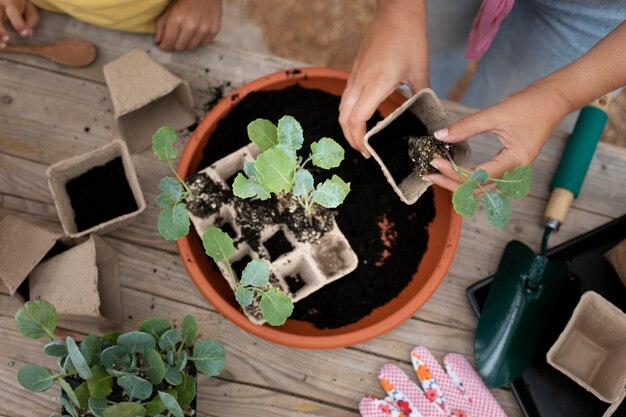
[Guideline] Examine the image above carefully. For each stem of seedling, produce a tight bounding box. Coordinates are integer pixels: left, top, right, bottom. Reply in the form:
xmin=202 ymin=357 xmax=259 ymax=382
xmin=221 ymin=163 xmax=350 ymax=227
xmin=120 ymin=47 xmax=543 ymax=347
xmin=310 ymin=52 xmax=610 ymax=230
xmin=167 ymin=158 xmax=194 ymax=199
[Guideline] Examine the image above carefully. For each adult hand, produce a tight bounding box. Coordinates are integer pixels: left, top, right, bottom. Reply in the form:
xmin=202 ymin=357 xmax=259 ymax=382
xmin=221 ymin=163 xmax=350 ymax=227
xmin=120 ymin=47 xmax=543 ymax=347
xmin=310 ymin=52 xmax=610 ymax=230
xmin=424 ymin=83 xmax=574 ymax=191
xmin=156 ymin=0 xmax=222 ymax=51
xmin=0 ymin=0 xmax=39 ymax=48
xmin=339 ymin=0 xmax=429 ymax=157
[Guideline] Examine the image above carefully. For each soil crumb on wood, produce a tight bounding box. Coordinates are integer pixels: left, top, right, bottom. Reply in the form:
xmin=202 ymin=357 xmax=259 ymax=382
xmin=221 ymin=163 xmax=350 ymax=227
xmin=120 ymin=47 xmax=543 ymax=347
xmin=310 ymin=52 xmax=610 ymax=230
xmin=197 ymin=84 xmax=435 ymax=329
xmin=66 ymin=157 xmax=138 ymax=232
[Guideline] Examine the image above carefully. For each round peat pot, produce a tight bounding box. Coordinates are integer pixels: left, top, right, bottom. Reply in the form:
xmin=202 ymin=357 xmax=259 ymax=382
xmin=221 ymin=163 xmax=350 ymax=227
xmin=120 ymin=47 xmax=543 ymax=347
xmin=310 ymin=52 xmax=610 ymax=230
xmin=177 ymin=67 xmax=462 ymax=349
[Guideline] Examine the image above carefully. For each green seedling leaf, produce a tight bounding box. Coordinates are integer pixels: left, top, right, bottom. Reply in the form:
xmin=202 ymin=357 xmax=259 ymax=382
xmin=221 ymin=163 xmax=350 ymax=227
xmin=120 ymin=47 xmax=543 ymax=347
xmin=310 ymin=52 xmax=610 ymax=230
xmin=243 ymin=161 xmax=258 ymax=179
xmin=118 ymin=331 xmax=156 ymax=354
xmin=312 ymin=175 xmax=351 ymax=208
xmin=152 ymin=126 xmax=177 ymax=162
xmin=240 ymin=259 xmax=270 ymax=287
xmin=66 ymin=337 xmax=92 ymax=380
xmin=60 ymin=396 xmax=78 ymax=417
xmin=176 ymin=373 xmax=197 ymax=408
xmin=58 ymin=377 xmax=80 ymax=408
xmin=275 ymin=143 xmax=297 ymax=161
xmin=452 ymin=182 xmax=480 ymax=216
xmin=180 ymin=315 xmax=198 ymax=347
xmin=167 ymin=349 xmax=176 ymax=366
xmin=139 ymin=318 xmax=172 ymax=342
xmin=103 ymin=402 xmax=147 ymax=417
xmin=87 ymin=365 xmax=113 ymax=399
xmin=235 ymin=286 xmax=254 ymax=307
xmin=15 ymin=300 xmax=57 ymax=340
xmin=143 ymin=348 xmax=166 ymax=385
xmin=80 ymin=335 xmax=102 ymax=367
xmin=44 ymin=341 xmax=67 ymax=357
xmin=100 ymin=345 xmax=130 ymax=370
xmin=158 ymin=177 xmax=184 ymax=203
xmin=165 ymin=366 xmax=183 ymax=386
xmin=107 ymin=368 xmax=138 ymax=378
xmin=202 ymin=227 xmax=235 ymax=261
xmin=470 ymin=169 xmax=488 ymax=184
xmin=88 ymin=397 xmax=108 ymax=417
xmin=493 ymin=164 xmax=532 ymax=199
xmin=158 ymin=329 xmax=182 ymax=351
xmin=483 ymin=189 xmax=512 ymax=228
xmin=259 ymin=287 xmax=294 ymax=326
xmin=157 ymin=202 xmax=190 ymax=241
xmin=191 ymin=339 xmax=225 ymax=376
xmin=101 ymin=332 xmax=120 ymax=345
xmin=254 ymin=148 xmax=295 ymax=193
xmin=277 ymin=115 xmax=304 ymax=150
xmin=247 ymin=118 xmax=278 ymax=151
xmin=17 ymin=365 xmax=55 ymax=392
xmin=62 ymin=356 xmax=75 ymax=374
xmin=293 ymin=169 xmax=314 ymax=197
xmin=311 ymin=137 xmax=344 ymax=169
xmin=145 ymin=395 xmax=167 ymax=416
xmin=232 ymin=173 xmax=271 ymax=200
xmin=158 ymin=391 xmax=184 ymax=417
xmin=74 ymin=382 xmax=90 ymax=409
xmin=117 ymin=375 xmax=153 ymax=401
xmin=175 ymin=351 xmax=188 ymax=372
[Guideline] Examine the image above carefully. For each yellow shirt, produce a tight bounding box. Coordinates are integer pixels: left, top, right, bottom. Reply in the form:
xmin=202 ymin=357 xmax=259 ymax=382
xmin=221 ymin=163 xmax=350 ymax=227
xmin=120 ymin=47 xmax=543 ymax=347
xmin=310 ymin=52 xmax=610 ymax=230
xmin=31 ymin=0 xmax=170 ymax=33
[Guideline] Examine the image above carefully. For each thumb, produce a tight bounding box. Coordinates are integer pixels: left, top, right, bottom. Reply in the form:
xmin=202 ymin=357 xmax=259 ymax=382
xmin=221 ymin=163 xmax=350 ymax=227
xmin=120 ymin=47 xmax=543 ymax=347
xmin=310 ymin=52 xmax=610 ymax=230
xmin=433 ymin=108 xmax=493 ymax=144
xmin=155 ymin=9 xmax=169 ymax=44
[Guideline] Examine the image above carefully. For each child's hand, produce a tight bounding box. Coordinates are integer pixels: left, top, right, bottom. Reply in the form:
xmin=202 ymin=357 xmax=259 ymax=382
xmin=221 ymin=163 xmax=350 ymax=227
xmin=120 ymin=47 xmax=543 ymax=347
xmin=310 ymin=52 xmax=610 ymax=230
xmin=0 ymin=0 xmax=39 ymax=48
xmin=156 ymin=0 xmax=222 ymax=51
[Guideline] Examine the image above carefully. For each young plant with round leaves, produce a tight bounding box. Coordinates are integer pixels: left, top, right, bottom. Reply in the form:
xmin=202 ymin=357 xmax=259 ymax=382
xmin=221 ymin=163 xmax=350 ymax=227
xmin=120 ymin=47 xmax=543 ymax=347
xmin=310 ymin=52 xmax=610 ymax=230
xmin=14 ymin=300 xmax=225 ymax=417
xmin=202 ymin=226 xmax=294 ymax=326
xmin=152 ymin=126 xmax=193 ymax=241
xmin=233 ymin=116 xmax=351 ymax=219
xmin=444 ymin=151 xmax=532 ymax=228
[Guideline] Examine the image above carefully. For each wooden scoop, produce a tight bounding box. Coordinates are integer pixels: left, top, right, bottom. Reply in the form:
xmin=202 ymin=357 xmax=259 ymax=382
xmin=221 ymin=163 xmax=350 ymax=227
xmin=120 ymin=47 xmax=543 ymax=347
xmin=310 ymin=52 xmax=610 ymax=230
xmin=1 ymin=38 xmax=96 ymax=67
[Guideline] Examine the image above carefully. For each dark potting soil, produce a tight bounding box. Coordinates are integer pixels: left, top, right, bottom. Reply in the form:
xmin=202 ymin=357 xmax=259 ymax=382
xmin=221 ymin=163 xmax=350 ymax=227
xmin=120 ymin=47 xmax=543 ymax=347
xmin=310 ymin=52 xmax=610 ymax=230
xmin=407 ymin=136 xmax=456 ymax=176
xmin=65 ymin=157 xmax=138 ymax=232
xmin=197 ymin=84 xmax=435 ymax=329
xmin=285 ymin=273 xmax=306 ymax=294
xmin=263 ymin=229 xmax=294 ymax=261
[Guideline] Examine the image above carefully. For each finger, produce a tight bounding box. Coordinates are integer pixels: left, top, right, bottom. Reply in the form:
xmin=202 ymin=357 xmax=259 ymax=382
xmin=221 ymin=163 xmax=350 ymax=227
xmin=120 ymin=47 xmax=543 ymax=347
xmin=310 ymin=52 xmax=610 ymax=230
xmin=475 ymin=148 xmax=521 ymax=179
xmin=200 ymin=27 xmax=218 ymax=46
xmin=155 ymin=11 xmax=168 ymax=44
xmin=0 ymin=13 xmax=9 ymax=48
xmin=23 ymin=2 xmax=39 ymax=33
xmin=429 ymin=158 xmax=464 ymax=183
xmin=158 ymin=17 xmax=181 ymax=51
xmin=346 ymin=80 xmax=396 ymax=156
xmin=410 ymin=347 xmax=467 ymax=414
xmin=188 ymin=28 xmax=205 ymax=50
xmin=5 ymin=5 xmax=28 ymax=36
xmin=359 ymin=396 xmax=403 ymax=417
xmin=433 ymin=109 xmax=494 ymax=144
xmin=422 ymin=174 xmax=461 ymax=192
xmin=338 ymin=84 xmax=361 ymax=153
xmin=174 ymin=23 xmax=195 ymax=51
xmin=443 ymin=354 xmax=507 ymax=417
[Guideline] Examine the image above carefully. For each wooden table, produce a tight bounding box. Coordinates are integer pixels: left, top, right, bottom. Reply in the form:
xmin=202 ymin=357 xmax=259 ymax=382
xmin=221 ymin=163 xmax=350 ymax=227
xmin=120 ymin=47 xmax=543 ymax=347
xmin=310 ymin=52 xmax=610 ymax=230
xmin=1 ymin=13 xmax=625 ymax=417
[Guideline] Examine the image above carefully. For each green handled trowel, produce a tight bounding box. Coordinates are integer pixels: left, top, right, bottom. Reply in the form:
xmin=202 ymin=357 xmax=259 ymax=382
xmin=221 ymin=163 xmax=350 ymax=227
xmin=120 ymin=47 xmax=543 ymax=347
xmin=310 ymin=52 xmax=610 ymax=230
xmin=474 ymin=95 xmax=611 ymax=388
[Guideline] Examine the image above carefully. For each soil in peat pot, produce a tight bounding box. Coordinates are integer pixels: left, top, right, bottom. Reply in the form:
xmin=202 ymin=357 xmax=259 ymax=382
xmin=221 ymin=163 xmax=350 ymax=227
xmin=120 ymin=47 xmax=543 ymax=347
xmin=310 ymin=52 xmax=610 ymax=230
xmin=197 ymin=83 xmax=435 ymax=329
xmin=65 ymin=157 xmax=138 ymax=232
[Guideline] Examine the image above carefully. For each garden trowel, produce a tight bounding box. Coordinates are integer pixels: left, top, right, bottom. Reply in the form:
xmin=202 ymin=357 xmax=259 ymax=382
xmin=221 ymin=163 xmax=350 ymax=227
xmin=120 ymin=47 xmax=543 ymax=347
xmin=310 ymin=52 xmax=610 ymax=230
xmin=474 ymin=95 xmax=611 ymax=388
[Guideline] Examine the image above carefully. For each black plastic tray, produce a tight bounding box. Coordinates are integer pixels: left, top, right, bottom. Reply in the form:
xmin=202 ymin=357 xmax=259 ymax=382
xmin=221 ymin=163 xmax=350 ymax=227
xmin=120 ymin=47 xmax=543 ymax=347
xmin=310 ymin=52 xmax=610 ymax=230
xmin=467 ymin=214 xmax=626 ymax=417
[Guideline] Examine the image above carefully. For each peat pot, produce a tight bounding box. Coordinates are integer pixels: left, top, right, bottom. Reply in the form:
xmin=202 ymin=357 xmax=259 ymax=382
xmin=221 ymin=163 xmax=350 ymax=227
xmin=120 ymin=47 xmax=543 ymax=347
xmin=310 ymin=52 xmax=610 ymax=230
xmin=177 ymin=68 xmax=462 ymax=349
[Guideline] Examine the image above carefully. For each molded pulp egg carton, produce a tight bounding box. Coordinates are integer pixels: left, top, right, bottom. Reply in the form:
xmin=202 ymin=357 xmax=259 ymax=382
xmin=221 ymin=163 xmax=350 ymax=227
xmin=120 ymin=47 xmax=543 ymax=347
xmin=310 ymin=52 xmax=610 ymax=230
xmin=188 ymin=144 xmax=358 ymax=325
xmin=363 ymin=88 xmax=470 ymax=205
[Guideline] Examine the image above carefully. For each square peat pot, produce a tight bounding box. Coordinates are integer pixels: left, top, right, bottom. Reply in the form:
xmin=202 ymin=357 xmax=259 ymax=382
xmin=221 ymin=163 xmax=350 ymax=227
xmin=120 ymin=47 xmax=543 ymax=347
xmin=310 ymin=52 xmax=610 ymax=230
xmin=363 ymin=88 xmax=470 ymax=205
xmin=0 ymin=214 xmax=60 ymax=297
xmin=103 ymin=49 xmax=196 ymax=153
xmin=46 ymin=139 xmax=146 ymax=238
xmin=547 ymin=291 xmax=626 ymax=408
xmin=29 ymin=235 xmax=123 ymax=328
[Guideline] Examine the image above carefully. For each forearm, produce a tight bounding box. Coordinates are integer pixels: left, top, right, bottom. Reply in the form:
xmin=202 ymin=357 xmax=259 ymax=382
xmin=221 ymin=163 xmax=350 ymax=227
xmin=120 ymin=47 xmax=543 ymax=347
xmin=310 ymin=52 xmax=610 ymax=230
xmin=532 ymin=21 xmax=626 ymax=115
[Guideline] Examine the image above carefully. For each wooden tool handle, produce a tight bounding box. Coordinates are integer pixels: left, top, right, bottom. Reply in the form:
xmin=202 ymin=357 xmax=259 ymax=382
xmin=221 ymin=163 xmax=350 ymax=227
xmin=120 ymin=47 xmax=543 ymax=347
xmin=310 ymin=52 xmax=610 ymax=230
xmin=1 ymin=44 xmax=41 ymax=54
xmin=544 ymin=188 xmax=574 ymax=227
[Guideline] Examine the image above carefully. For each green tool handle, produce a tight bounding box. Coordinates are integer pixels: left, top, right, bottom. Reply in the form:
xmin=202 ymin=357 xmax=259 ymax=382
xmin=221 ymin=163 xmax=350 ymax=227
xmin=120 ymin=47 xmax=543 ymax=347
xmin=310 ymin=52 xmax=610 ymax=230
xmin=544 ymin=97 xmax=609 ymax=229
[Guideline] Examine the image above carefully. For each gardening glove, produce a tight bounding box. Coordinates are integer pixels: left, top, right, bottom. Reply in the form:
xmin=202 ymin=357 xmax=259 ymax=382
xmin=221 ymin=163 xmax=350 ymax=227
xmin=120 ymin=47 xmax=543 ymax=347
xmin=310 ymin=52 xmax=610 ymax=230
xmin=359 ymin=346 xmax=506 ymax=417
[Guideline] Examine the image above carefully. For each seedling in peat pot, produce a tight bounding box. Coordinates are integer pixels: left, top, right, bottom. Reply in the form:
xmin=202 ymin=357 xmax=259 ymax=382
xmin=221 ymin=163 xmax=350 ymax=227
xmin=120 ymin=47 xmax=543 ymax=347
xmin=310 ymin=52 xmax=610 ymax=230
xmin=232 ymin=116 xmax=351 ymax=221
xmin=15 ymin=300 xmax=225 ymax=417
xmin=152 ymin=126 xmax=194 ymax=240
xmin=202 ymin=227 xmax=294 ymax=326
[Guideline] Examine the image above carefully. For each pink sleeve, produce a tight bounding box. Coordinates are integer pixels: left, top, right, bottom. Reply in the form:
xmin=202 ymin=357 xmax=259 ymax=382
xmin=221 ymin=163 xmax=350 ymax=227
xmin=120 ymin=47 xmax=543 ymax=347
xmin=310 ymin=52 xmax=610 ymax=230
xmin=466 ymin=0 xmax=515 ymax=59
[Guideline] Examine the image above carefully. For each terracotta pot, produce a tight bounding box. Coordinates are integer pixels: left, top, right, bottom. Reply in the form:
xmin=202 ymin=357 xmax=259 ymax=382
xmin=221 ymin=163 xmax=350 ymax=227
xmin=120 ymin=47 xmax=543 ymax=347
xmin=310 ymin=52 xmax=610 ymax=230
xmin=177 ymin=67 xmax=462 ymax=349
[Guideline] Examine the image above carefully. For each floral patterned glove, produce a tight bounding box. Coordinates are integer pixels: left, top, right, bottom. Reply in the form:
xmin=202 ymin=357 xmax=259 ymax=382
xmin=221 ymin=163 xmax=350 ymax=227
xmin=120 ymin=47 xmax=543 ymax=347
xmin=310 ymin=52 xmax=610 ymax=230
xmin=360 ymin=346 xmax=507 ymax=417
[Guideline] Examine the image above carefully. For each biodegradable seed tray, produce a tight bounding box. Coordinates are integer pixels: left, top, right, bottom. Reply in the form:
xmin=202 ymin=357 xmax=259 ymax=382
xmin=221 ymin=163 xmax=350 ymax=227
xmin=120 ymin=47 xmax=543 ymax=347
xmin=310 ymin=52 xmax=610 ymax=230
xmin=46 ymin=139 xmax=146 ymax=238
xmin=188 ymin=144 xmax=358 ymax=325
xmin=103 ymin=49 xmax=196 ymax=153
xmin=363 ymin=88 xmax=470 ymax=205
xmin=29 ymin=235 xmax=123 ymax=327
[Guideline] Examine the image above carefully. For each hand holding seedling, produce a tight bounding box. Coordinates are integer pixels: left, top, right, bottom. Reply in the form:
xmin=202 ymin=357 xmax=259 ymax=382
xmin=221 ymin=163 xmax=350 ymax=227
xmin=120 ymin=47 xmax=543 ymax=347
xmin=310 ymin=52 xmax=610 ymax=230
xmin=0 ymin=0 xmax=39 ymax=48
